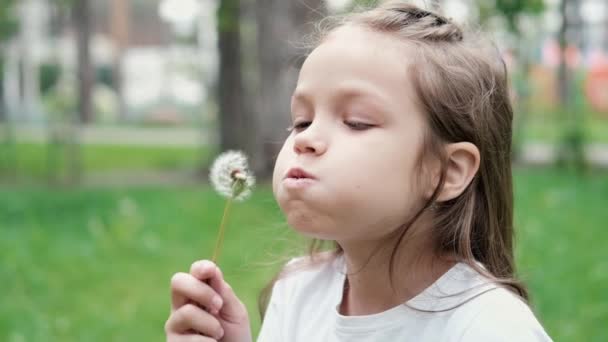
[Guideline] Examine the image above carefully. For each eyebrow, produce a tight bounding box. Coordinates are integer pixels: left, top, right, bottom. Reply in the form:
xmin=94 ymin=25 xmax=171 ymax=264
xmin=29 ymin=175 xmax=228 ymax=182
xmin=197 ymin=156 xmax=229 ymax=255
xmin=291 ymin=84 xmax=389 ymax=108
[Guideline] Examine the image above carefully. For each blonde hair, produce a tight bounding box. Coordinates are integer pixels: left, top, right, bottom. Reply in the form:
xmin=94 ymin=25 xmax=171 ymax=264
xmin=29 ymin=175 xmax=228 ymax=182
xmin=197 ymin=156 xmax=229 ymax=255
xmin=260 ymin=0 xmax=526 ymax=317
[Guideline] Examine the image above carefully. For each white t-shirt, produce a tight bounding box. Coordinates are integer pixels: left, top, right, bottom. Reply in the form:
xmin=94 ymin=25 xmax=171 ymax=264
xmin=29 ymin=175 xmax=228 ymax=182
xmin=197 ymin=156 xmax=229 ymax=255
xmin=257 ymin=256 xmax=552 ymax=341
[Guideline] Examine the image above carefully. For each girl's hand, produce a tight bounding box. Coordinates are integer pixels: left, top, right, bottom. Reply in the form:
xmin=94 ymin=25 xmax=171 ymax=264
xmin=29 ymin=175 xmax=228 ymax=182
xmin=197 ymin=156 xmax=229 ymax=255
xmin=165 ymin=260 xmax=252 ymax=342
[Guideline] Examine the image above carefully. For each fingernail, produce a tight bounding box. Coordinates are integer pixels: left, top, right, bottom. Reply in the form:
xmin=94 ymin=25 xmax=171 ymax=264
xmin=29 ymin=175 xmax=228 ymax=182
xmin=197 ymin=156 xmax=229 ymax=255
xmin=212 ymin=296 xmax=223 ymax=310
xmin=217 ymin=327 xmax=225 ymax=339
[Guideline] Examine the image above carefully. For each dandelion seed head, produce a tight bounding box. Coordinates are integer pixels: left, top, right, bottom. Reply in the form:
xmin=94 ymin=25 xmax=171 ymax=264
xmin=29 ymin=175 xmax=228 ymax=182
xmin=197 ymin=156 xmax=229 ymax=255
xmin=209 ymin=150 xmax=255 ymax=201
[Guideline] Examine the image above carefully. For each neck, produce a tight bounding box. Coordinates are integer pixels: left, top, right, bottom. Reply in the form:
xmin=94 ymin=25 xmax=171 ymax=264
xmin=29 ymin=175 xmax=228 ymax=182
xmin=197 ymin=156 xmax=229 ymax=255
xmin=337 ymin=214 xmax=455 ymax=316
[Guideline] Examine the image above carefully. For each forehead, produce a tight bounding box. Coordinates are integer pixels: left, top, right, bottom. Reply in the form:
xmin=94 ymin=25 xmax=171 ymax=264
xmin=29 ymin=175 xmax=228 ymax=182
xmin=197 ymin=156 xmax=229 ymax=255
xmin=295 ymin=25 xmax=418 ymax=110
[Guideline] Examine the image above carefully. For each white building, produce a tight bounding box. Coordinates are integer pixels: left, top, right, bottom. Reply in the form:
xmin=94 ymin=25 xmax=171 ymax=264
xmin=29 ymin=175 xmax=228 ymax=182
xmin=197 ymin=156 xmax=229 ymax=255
xmin=2 ymin=0 xmax=218 ymax=124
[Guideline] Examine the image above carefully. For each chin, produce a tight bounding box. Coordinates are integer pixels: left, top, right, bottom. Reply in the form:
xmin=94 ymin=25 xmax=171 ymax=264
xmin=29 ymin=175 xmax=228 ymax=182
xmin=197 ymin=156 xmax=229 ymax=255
xmin=285 ymin=212 xmax=336 ymax=240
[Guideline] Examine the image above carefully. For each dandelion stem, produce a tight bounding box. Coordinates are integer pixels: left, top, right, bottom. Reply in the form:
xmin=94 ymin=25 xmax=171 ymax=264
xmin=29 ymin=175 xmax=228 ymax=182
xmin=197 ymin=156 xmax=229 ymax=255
xmin=211 ymin=196 xmax=233 ymax=264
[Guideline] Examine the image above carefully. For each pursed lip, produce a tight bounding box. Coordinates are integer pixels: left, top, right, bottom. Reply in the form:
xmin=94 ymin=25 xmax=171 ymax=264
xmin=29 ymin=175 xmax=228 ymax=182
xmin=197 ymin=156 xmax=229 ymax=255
xmin=284 ymin=167 xmax=317 ymax=180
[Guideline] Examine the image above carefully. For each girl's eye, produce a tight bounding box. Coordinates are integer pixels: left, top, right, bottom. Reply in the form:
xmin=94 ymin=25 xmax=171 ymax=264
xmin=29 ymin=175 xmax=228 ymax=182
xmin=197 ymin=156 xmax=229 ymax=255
xmin=287 ymin=121 xmax=312 ymax=132
xmin=286 ymin=120 xmax=373 ymax=132
xmin=345 ymin=121 xmax=373 ymax=130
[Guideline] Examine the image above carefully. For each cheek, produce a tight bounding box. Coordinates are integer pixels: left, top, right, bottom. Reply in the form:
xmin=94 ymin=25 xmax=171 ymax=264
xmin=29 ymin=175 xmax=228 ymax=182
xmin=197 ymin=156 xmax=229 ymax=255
xmin=337 ymin=181 xmax=425 ymax=239
xmin=340 ymin=153 xmax=425 ymax=220
xmin=272 ymin=138 xmax=292 ymax=194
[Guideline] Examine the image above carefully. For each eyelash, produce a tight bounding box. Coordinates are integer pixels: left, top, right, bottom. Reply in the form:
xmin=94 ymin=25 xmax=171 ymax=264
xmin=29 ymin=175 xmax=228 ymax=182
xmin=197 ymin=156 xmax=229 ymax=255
xmin=287 ymin=120 xmax=373 ymax=132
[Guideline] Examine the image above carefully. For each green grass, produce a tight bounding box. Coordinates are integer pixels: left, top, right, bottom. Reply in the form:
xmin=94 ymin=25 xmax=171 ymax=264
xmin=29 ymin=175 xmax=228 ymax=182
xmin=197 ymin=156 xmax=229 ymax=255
xmin=513 ymin=168 xmax=608 ymax=341
xmin=522 ymin=117 xmax=608 ymax=144
xmin=0 ymin=183 xmax=295 ymax=341
xmin=0 ymin=143 xmax=211 ymax=180
xmin=0 ymin=168 xmax=606 ymax=341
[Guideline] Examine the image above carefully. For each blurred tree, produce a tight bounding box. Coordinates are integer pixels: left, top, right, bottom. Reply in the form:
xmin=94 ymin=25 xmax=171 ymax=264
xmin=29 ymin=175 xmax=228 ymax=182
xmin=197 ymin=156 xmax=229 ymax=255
xmin=476 ymin=0 xmax=545 ymax=163
xmin=251 ymin=0 xmax=326 ymax=178
xmin=41 ymin=0 xmax=85 ymax=184
xmin=606 ymin=1 xmax=608 ymax=51
xmin=0 ymin=0 xmax=18 ymax=39
xmin=110 ymin=0 xmax=129 ymax=122
xmin=0 ymin=0 xmax=18 ymax=122
xmin=213 ymin=0 xmax=326 ymax=178
xmin=477 ymin=0 xmax=544 ymax=36
xmin=39 ymin=62 xmax=62 ymax=95
xmin=556 ymin=0 xmax=586 ymax=171
xmin=349 ymin=0 xmax=378 ymax=9
xmin=43 ymin=76 xmax=81 ymax=184
xmin=347 ymin=0 xmax=444 ymax=12
xmin=0 ymin=0 xmax=18 ymax=179
xmin=72 ymin=0 xmax=94 ymax=124
xmin=51 ymin=0 xmax=94 ymax=124
xmin=217 ymin=0 xmax=247 ymax=152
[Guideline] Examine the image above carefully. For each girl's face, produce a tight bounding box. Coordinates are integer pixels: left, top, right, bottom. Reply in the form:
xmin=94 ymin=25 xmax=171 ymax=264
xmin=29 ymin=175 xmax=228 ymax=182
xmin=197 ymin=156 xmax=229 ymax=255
xmin=273 ymin=25 xmax=431 ymax=242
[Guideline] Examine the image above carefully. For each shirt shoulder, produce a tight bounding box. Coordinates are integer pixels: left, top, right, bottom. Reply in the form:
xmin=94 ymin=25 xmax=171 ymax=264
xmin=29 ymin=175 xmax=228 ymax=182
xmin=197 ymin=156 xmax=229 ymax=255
xmin=448 ymin=287 xmax=553 ymax=342
xmin=272 ymin=253 xmax=344 ymax=301
xmin=258 ymin=254 xmax=344 ymax=342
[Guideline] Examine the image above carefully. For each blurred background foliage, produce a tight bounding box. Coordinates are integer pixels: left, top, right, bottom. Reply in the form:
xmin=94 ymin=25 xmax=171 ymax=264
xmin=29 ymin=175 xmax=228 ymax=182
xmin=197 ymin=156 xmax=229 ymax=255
xmin=1 ymin=0 xmax=607 ymax=341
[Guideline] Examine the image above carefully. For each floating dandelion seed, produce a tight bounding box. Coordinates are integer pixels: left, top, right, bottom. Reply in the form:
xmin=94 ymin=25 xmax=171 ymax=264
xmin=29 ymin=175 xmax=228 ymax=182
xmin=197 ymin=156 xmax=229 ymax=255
xmin=209 ymin=150 xmax=255 ymax=263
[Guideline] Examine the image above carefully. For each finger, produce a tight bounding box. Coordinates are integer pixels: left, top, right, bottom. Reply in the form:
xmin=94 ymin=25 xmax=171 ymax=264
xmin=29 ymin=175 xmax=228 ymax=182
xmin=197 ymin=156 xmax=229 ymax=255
xmin=170 ymin=272 xmax=223 ymax=313
xmin=192 ymin=264 xmax=233 ymax=314
xmin=165 ymin=303 xmax=225 ymax=340
xmin=190 ymin=261 xmax=247 ymax=322
xmin=190 ymin=260 xmax=225 ymax=312
xmin=190 ymin=261 xmax=229 ymax=307
xmin=170 ymin=260 xmax=217 ymax=312
xmin=171 ymin=272 xmax=190 ymax=311
xmin=189 ymin=260 xmax=219 ymax=281
xmin=213 ymin=268 xmax=248 ymax=322
xmin=167 ymin=334 xmax=216 ymax=342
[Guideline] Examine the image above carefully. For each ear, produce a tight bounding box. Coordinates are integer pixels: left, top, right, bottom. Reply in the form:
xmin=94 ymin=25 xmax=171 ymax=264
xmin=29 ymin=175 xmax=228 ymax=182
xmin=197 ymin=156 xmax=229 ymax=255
xmin=436 ymin=142 xmax=480 ymax=202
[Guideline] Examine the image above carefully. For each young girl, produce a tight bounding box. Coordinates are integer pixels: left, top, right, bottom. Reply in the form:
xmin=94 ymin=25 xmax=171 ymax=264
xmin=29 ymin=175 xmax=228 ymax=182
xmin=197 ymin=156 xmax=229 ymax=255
xmin=165 ymin=1 xmax=552 ymax=341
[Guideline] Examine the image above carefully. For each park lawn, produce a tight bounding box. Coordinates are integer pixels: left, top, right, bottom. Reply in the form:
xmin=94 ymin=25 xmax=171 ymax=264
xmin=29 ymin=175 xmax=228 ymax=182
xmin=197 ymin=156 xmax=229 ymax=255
xmin=1 ymin=168 xmax=607 ymax=341
xmin=513 ymin=168 xmax=608 ymax=341
xmin=0 ymin=143 xmax=210 ymax=180
xmin=523 ymin=116 xmax=608 ymax=144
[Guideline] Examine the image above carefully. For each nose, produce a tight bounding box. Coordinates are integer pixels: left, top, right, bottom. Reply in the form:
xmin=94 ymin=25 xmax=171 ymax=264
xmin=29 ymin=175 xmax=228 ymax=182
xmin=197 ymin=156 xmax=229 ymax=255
xmin=293 ymin=123 xmax=327 ymax=155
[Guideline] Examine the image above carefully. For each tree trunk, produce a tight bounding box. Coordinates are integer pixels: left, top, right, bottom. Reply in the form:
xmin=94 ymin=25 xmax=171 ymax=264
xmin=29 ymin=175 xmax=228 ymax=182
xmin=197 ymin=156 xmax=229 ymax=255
xmin=217 ymin=0 xmax=247 ymax=151
xmin=605 ymin=2 xmax=608 ymax=51
xmin=110 ymin=0 xmax=129 ymax=122
xmin=0 ymin=53 xmax=16 ymax=179
xmin=252 ymin=0 xmax=326 ymax=178
xmin=60 ymin=0 xmax=89 ymax=183
xmin=0 ymin=57 xmax=5 ymax=122
xmin=73 ymin=0 xmax=93 ymax=124
xmin=557 ymin=0 xmax=570 ymax=107
xmin=511 ymin=46 xmax=532 ymax=164
xmin=556 ymin=0 xmax=586 ymax=171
